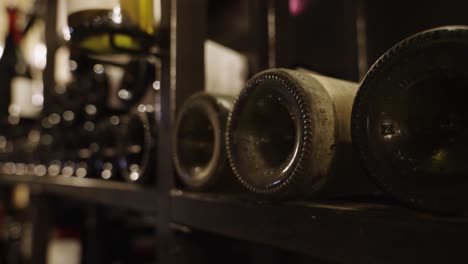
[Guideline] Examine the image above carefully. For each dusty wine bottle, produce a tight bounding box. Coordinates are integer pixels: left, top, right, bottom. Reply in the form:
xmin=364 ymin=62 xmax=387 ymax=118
xmin=226 ymin=68 xmax=373 ymax=197
xmin=173 ymin=92 xmax=239 ymax=191
xmin=118 ymin=111 xmax=156 ymax=184
xmin=352 ymin=26 xmax=468 ymax=213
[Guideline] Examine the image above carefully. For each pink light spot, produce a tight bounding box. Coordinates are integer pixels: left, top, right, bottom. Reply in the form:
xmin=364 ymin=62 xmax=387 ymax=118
xmin=289 ymin=0 xmax=311 ymax=16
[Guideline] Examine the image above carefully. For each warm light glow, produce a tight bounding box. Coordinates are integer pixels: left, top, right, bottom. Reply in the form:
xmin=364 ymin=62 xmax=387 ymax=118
xmin=62 ymin=26 xmax=71 ymax=41
xmin=34 ymin=165 xmax=47 ymax=176
xmin=111 ymin=6 xmax=123 ymax=24
xmin=101 ymin=170 xmax=112 ymax=179
xmin=63 ymin=110 xmax=75 ymax=121
xmin=62 ymin=166 xmax=74 ymax=177
xmin=76 ymin=167 xmax=87 ymax=178
xmin=85 ymin=104 xmax=97 ymax=115
xmin=118 ymin=89 xmax=132 ymax=100
xmin=153 ymin=81 xmax=160 ymax=90
xmin=93 ymin=64 xmax=104 ymax=74
xmin=48 ymin=164 xmax=61 ymax=176
xmin=32 ymin=94 xmax=44 ymax=106
xmin=130 ymin=171 xmax=140 ymax=181
xmin=138 ymin=104 xmax=147 ymax=112
xmin=33 ymin=43 xmax=47 ymax=70
xmin=3 ymin=162 xmax=16 ymax=174
xmin=48 ymin=113 xmax=61 ymax=125
xmin=110 ymin=115 xmax=120 ymax=125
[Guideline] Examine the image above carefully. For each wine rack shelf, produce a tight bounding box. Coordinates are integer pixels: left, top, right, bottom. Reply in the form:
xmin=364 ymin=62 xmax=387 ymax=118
xmin=171 ymin=190 xmax=468 ymax=264
xmin=1 ymin=0 xmax=466 ymax=263
xmin=0 ymin=174 xmax=157 ymax=213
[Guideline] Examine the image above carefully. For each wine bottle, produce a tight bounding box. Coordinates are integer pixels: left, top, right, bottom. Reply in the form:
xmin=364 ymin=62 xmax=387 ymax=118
xmin=67 ymin=117 xmax=97 ymax=179
xmin=173 ymin=92 xmax=239 ymax=191
xmin=60 ymin=127 xmax=79 ymax=177
xmin=118 ymin=111 xmax=156 ymax=184
xmin=113 ymin=56 xmax=156 ymax=111
xmin=66 ymin=0 xmax=161 ymax=54
xmin=14 ymin=129 xmax=40 ymax=175
xmin=226 ymin=68 xmax=373 ymax=197
xmin=35 ymin=118 xmax=59 ymax=177
xmin=73 ymin=129 xmax=94 ymax=179
xmin=37 ymin=111 xmax=68 ymax=177
xmin=0 ymin=7 xmax=22 ymax=125
xmin=55 ymin=52 xmax=109 ymax=113
xmin=0 ymin=136 xmax=14 ymax=172
xmin=352 ymin=26 xmax=468 ymax=213
xmin=0 ymin=7 xmax=41 ymax=129
xmin=93 ymin=117 xmax=120 ymax=181
xmin=0 ymin=6 xmax=44 ymax=176
xmin=56 ymin=50 xmax=156 ymax=113
xmin=94 ymin=54 xmax=157 ymax=112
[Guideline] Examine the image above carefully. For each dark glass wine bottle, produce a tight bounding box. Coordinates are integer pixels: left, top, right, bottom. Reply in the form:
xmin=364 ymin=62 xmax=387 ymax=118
xmin=173 ymin=92 xmax=239 ymax=191
xmin=118 ymin=111 xmax=156 ymax=184
xmin=35 ymin=118 xmax=59 ymax=177
xmin=60 ymin=126 xmax=79 ymax=177
xmin=57 ymin=52 xmax=156 ymax=114
xmin=0 ymin=7 xmax=45 ymax=176
xmin=93 ymin=117 xmax=120 ymax=181
xmin=352 ymin=26 xmax=468 ymax=214
xmin=55 ymin=52 xmax=109 ymax=113
xmin=67 ymin=114 xmax=98 ymax=179
xmin=113 ymin=57 xmax=156 ymax=111
xmin=0 ymin=7 xmax=22 ymax=125
xmin=14 ymin=129 xmax=40 ymax=175
xmin=66 ymin=0 xmax=160 ymax=54
xmin=226 ymin=68 xmax=373 ymax=197
xmin=41 ymin=119 xmax=64 ymax=177
xmin=0 ymin=7 xmax=39 ymax=130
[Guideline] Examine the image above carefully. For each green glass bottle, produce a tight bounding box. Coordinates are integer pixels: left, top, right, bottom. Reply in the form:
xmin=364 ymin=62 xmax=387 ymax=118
xmin=227 ymin=69 xmax=372 ymax=198
xmin=352 ymin=26 xmax=468 ymax=214
xmin=173 ymin=92 xmax=239 ymax=191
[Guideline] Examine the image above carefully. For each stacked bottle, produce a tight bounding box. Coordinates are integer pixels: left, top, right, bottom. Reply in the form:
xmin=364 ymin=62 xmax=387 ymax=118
xmin=171 ymin=27 xmax=468 ymax=216
xmin=173 ymin=93 xmax=240 ymax=191
xmin=0 ymin=0 xmax=164 ymax=186
xmin=352 ymin=26 xmax=468 ymax=214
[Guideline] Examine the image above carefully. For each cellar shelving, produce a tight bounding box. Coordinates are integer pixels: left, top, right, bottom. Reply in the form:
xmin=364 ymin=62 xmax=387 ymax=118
xmin=0 ymin=174 xmax=158 ymax=213
xmin=1 ymin=0 xmax=468 ymax=263
xmin=171 ymin=190 xmax=468 ymax=264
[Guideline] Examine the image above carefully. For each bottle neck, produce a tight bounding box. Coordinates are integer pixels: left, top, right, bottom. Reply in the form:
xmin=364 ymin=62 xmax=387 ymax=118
xmin=7 ymin=8 xmax=22 ymax=45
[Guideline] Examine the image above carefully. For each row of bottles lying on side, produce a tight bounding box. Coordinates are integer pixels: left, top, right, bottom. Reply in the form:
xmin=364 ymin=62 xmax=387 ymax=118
xmin=0 ymin=1 xmax=161 ymax=186
xmin=0 ymin=48 xmax=159 ymax=183
xmin=0 ymin=1 xmax=160 ymax=184
xmin=173 ymin=26 xmax=468 ymax=215
xmin=0 ymin=107 xmax=157 ymax=184
xmin=3 ymin=2 xmax=466 ymax=214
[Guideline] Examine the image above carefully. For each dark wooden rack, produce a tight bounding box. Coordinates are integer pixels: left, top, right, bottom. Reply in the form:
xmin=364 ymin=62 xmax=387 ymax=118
xmin=0 ymin=174 xmax=157 ymax=213
xmin=1 ymin=0 xmax=468 ymax=263
xmin=171 ymin=190 xmax=468 ymax=264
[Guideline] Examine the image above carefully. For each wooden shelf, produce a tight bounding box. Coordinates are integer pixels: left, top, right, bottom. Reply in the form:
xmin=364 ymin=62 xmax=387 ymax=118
xmin=0 ymin=174 xmax=157 ymax=213
xmin=171 ymin=190 xmax=468 ymax=264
